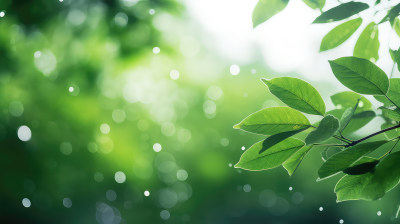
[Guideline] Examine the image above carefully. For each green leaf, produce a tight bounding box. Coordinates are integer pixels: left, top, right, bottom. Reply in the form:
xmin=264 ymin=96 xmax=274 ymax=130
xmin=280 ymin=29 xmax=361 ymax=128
xmin=320 ymin=18 xmax=362 ymax=52
xmin=234 ymin=107 xmax=311 ymax=135
xmin=235 ymin=138 xmax=305 ymax=171
xmin=283 ymin=145 xmax=313 ymax=176
xmin=390 ymin=48 xmax=400 ymax=72
xmin=354 ymin=22 xmax=380 ymax=62
xmin=305 ymin=115 xmax=339 ymax=145
xmin=339 ymin=99 xmax=359 ymax=132
xmin=335 ymin=151 xmax=400 ymax=201
xmin=379 ymin=3 xmax=400 ymax=25
xmin=321 ymin=146 xmax=343 ymax=161
xmin=262 ymin=77 xmax=325 ymax=115
xmin=259 ymin=128 xmax=309 ymax=154
xmin=330 ymin=91 xmax=372 ymax=113
xmin=381 ymin=123 xmax=400 ymax=139
xmin=380 ymin=106 xmax=400 ymax=121
xmin=329 ymin=57 xmax=389 ymax=95
xmin=252 ymin=0 xmax=289 ymax=28
xmin=343 ymin=157 xmax=379 ymax=175
xmin=326 ymin=109 xmax=375 ymax=134
xmin=318 ymin=140 xmax=388 ymax=179
xmin=312 ymin=2 xmax=369 ymax=24
xmin=302 ymin=0 xmax=325 ymax=10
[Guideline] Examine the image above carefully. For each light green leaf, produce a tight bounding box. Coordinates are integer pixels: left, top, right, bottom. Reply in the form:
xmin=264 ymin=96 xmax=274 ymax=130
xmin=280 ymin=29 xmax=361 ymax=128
xmin=335 ymin=151 xmax=400 ymax=201
xmin=313 ymin=2 xmax=369 ymax=23
xmin=252 ymin=0 xmax=289 ymax=28
xmin=262 ymin=77 xmax=325 ymax=115
xmin=318 ymin=140 xmax=388 ymax=179
xmin=329 ymin=57 xmax=389 ymax=95
xmin=354 ymin=22 xmax=380 ymax=62
xmin=394 ymin=18 xmax=400 ymax=38
xmin=283 ymin=145 xmax=313 ymax=176
xmin=330 ymin=91 xmax=372 ymax=113
xmin=375 ymin=78 xmax=400 ymax=107
xmin=259 ymin=128 xmax=309 ymax=154
xmin=320 ymin=18 xmax=362 ymax=52
xmin=302 ymin=0 xmax=325 ymax=10
xmin=305 ymin=115 xmax=339 ymax=145
xmin=390 ymin=48 xmax=400 ymax=72
xmin=235 ymin=138 xmax=305 ymax=171
xmin=234 ymin=107 xmax=311 ymax=135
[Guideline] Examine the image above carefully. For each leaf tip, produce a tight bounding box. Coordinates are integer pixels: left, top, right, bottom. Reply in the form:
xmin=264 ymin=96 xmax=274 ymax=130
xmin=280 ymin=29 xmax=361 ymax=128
xmin=233 ymin=124 xmax=241 ymax=129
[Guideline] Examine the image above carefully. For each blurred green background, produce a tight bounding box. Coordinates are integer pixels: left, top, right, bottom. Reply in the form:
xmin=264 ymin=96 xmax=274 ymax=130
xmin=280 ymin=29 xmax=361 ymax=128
xmin=0 ymin=0 xmax=399 ymax=223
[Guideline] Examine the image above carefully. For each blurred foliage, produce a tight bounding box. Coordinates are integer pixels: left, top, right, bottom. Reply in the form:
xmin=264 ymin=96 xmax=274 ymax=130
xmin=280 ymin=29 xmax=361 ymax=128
xmin=0 ymin=0 xmax=399 ymax=223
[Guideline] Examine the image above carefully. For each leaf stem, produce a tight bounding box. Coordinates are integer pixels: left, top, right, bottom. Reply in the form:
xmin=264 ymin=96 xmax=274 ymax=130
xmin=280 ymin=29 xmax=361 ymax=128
xmin=333 ymin=135 xmax=352 ymax=144
xmin=379 ymin=138 xmax=400 ymax=160
xmin=312 ymin=143 xmax=346 ymax=147
xmin=385 ymin=94 xmax=400 ymax=109
xmin=347 ymin=123 xmax=400 ymax=147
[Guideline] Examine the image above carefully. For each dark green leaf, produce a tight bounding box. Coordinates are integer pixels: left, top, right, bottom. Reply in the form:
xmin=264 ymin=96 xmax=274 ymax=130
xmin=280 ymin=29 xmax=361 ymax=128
xmin=326 ymin=109 xmax=375 ymax=134
xmin=318 ymin=141 xmax=388 ymax=179
xmin=335 ymin=151 xmax=400 ymax=201
xmin=259 ymin=128 xmax=309 ymax=154
xmin=283 ymin=145 xmax=313 ymax=176
xmin=343 ymin=157 xmax=379 ymax=175
xmin=235 ymin=138 xmax=305 ymax=171
xmin=234 ymin=107 xmax=311 ymax=135
xmin=305 ymin=115 xmax=339 ymax=145
xmin=252 ymin=0 xmax=289 ymax=28
xmin=379 ymin=3 xmax=400 ymax=25
xmin=354 ymin=22 xmax=380 ymax=62
xmin=320 ymin=18 xmax=362 ymax=52
xmin=329 ymin=57 xmax=389 ymax=95
xmin=390 ymin=47 xmax=400 ymax=72
xmin=262 ymin=77 xmax=326 ymax=115
xmin=313 ymin=2 xmax=369 ymax=24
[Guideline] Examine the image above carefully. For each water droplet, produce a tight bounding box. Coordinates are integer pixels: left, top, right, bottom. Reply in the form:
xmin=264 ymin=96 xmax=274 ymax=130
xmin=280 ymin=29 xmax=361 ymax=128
xmin=9 ymin=101 xmax=24 ymax=117
xmin=152 ymin=47 xmax=160 ymax=54
xmin=106 ymin=190 xmax=117 ymax=201
xmin=170 ymin=69 xmax=180 ymax=80
xmin=243 ymin=184 xmax=251 ymax=192
xmin=60 ymin=142 xmax=73 ymax=155
xmin=112 ymin=109 xmax=126 ymax=123
xmin=22 ymin=198 xmax=31 ymax=208
xmin=0 ymin=11 xmax=5 ymax=17
xmin=17 ymin=125 xmax=32 ymax=142
xmin=319 ymin=207 xmax=323 ymax=211
xmin=153 ymin=143 xmax=162 ymax=152
xmin=230 ymin=64 xmax=240 ymax=76
xmin=94 ymin=172 xmax=104 ymax=182
xmin=59 ymin=0 xmax=64 ymax=2
xmin=160 ymin=210 xmax=170 ymax=220
xmin=149 ymin=9 xmax=156 ymax=15
xmin=339 ymin=219 xmax=344 ymax=224
xmin=176 ymin=169 xmax=188 ymax=181
xmin=144 ymin=190 xmax=150 ymax=197
xmin=63 ymin=198 xmax=72 ymax=208
xmin=114 ymin=171 xmax=126 ymax=183
xmin=68 ymin=84 xmax=80 ymax=96
xmin=241 ymin=146 xmax=245 ymax=151
xmin=220 ymin=138 xmax=229 ymax=146
xmin=289 ymin=186 xmax=293 ymax=191
xmin=68 ymin=86 xmax=74 ymax=92
xmin=228 ymin=163 xmax=232 ymax=167
xmin=114 ymin=12 xmax=128 ymax=27
xmin=100 ymin=123 xmax=110 ymax=134
xmin=377 ymin=211 xmax=382 ymax=216
xmin=359 ymin=101 xmax=364 ymax=107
